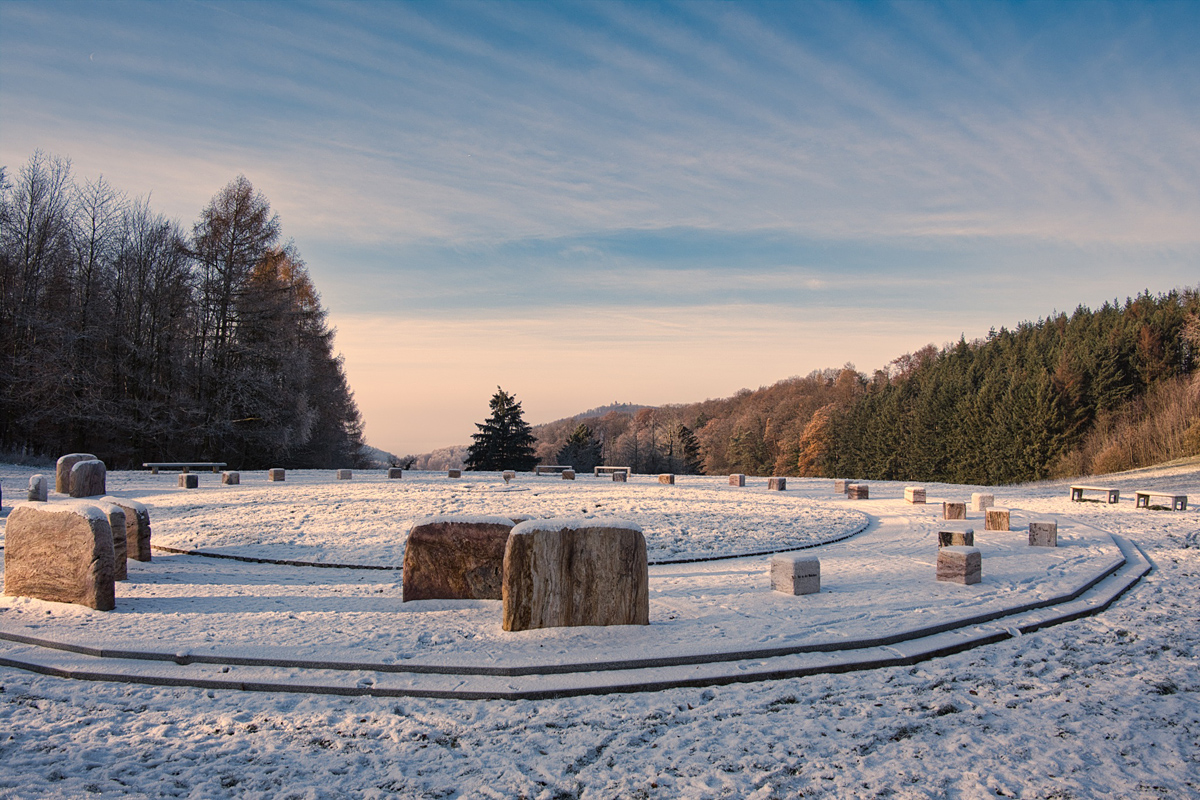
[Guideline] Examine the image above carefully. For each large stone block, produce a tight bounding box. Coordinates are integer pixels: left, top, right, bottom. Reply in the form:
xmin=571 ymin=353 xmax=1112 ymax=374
xmin=337 ymin=469 xmax=353 ymax=480
xmin=771 ymin=555 xmax=820 ymax=595
xmin=768 ymin=477 xmax=787 ymax=491
xmin=612 ymin=471 xmax=627 ymax=482
xmin=268 ymin=468 xmax=285 ymax=481
xmin=562 ymin=470 xmax=575 ymax=480
xmin=56 ymin=453 xmax=96 ymax=494
xmin=985 ymin=508 xmax=1010 ymax=532
xmin=402 ymin=516 xmax=515 ymax=602
xmin=943 ymin=501 xmax=967 ymax=520
xmin=936 ymin=546 xmax=981 ymax=585
xmin=1029 ymin=521 xmax=1058 ymax=547
xmin=96 ymin=503 xmax=128 ymax=580
xmin=502 ymin=519 xmax=649 ymax=631
xmin=222 ymin=471 xmax=240 ymax=485
xmin=102 ymin=496 xmax=152 ymax=562
xmin=971 ymin=493 xmax=995 ymax=512
xmin=937 ymin=523 xmax=975 ymax=548
xmin=28 ymin=474 xmax=48 ymax=502
xmin=729 ymin=473 xmax=746 ymax=487
xmin=2 ymin=502 xmax=115 ymax=610
xmin=658 ymin=473 xmax=675 ymax=485
xmin=178 ymin=473 xmax=198 ymax=489
xmin=69 ymin=459 xmax=106 ymax=497
xmin=846 ymin=484 xmax=869 ymax=500
xmin=904 ymin=486 xmax=926 ymax=504
xmin=387 ymin=468 xmax=403 ymax=479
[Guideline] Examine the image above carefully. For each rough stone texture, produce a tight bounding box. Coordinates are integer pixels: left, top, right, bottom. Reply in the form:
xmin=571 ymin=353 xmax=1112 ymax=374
xmin=96 ymin=503 xmax=128 ymax=580
xmin=771 ymin=555 xmax=820 ymax=595
xmin=834 ymin=479 xmax=853 ymax=493
xmin=846 ymin=484 xmax=869 ymax=500
xmin=943 ymin=501 xmax=967 ymax=520
xmin=28 ymin=474 xmax=48 ymax=502
xmin=729 ymin=474 xmax=746 ymax=487
xmin=388 ymin=468 xmax=403 ymax=479
xmin=658 ymin=474 xmax=675 ymax=485
xmin=768 ymin=477 xmax=787 ymax=491
xmin=56 ymin=453 xmax=96 ymax=494
xmin=268 ymin=468 xmax=286 ymax=482
xmin=178 ymin=473 xmax=198 ymax=489
xmin=403 ymin=517 xmax=514 ymax=602
xmin=1029 ymin=521 xmax=1059 ymax=547
xmin=937 ymin=524 xmax=975 ymax=548
xmin=502 ymin=521 xmax=649 ymax=631
xmin=936 ymin=546 xmax=981 ymax=585
xmin=971 ymin=493 xmax=995 ymax=512
xmin=69 ymin=459 xmax=106 ymax=497
xmin=102 ymin=496 xmax=152 ymax=562
xmin=448 ymin=469 xmax=461 ymax=478
xmin=222 ymin=471 xmax=240 ymax=485
xmin=337 ymin=469 xmax=353 ymax=480
xmin=985 ymin=508 xmax=1011 ymax=532
xmin=904 ymin=486 xmax=926 ymax=504
xmin=612 ymin=471 xmax=627 ymax=482
xmin=502 ymin=471 xmax=515 ymax=484
xmin=562 ymin=470 xmax=575 ymax=480
xmin=2 ymin=502 xmax=116 ymax=610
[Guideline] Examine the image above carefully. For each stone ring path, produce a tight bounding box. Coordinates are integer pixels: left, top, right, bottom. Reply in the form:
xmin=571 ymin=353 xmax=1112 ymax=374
xmin=0 ymin=501 xmax=1150 ymax=700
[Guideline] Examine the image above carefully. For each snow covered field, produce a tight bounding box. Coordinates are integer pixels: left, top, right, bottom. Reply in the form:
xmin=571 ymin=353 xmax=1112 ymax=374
xmin=0 ymin=462 xmax=1197 ymax=798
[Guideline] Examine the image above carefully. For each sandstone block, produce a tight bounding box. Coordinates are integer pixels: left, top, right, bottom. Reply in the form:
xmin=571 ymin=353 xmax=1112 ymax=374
xmin=502 ymin=519 xmax=649 ymax=631
xmin=834 ymin=479 xmax=853 ymax=493
xmin=730 ymin=474 xmax=746 ymax=487
xmin=56 ymin=453 xmax=96 ymax=494
xmin=102 ymin=496 xmax=152 ymax=562
xmin=904 ymin=486 xmax=926 ymax=504
xmin=971 ymin=493 xmax=995 ymax=511
xmin=388 ymin=468 xmax=403 ymax=479
xmin=69 ymin=459 xmax=106 ymax=497
xmin=612 ymin=471 xmax=627 ymax=482
xmin=768 ymin=477 xmax=787 ymax=491
xmin=1029 ymin=521 xmax=1058 ymax=547
xmin=337 ymin=469 xmax=353 ymax=480
xmin=3 ymin=502 xmax=115 ymax=610
xmin=846 ymin=484 xmax=869 ymax=500
xmin=985 ymin=508 xmax=1010 ymax=532
xmin=96 ymin=503 xmax=128 ymax=580
xmin=268 ymin=468 xmax=285 ymax=481
xmin=222 ymin=471 xmax=240 ymax=485
xmin=937 ymin=523 xmax=975 ymax=548
xmin=658 ymin=473 xmax=675 ymax=485
xmin=178 ymin=473 xmax=198 ymax=489
xmin=771 ymin=555 xmax=820 ymax=595
xmin=936 ymin=546 xmax=981 ymax=585
xmin=403 ymin=516 xmax=515 ymax=602
xmin=562 ymin=470 xmax=575 ymax=480
xmin=448 ymin=469 xmax=461 ymax=478
xmin=28 ymin=474 xmax=48 ymax=502
xmin=943 ymin=501 xmax=967 ymax=520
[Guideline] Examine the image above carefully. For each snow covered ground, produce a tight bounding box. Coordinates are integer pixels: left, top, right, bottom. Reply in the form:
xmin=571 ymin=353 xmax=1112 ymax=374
xmin=0 ymin=462 xmax=1196 ymax=798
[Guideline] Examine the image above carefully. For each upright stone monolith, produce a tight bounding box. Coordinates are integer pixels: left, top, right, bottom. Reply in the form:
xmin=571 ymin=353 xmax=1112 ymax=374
xmin=69 ymin=459 xmax=106 ymax=497
xmin=28 ymin=474 xmax=48 ymax=502
xmin=2 ymin=502 xmax=115 ymax=610
xmin=403 ymin=516 xmax=514 ymax=601
xmin=56 ymin=453 xmax=96 ymax=494
xmin=102 ymin=496 xmax=152 ymax=562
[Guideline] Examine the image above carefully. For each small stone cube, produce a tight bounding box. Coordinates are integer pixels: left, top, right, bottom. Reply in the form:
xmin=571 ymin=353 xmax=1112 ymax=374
xmin=659 ymin=474 xmax=675 ymax=485
xmin=985 ymin=508 xmax=1010 ymax=531
xmin=937 ymin=546 xmax=981 ymax=585
xmin=904 ymin=486 xmax=926 ymax=504
xmin=337 ymin=469 xmax=352 ymax=480
xmin=834 ymin=479 xmax=853 ymax=493
xmin=771 ymin=555 xmax=820 ymax=595
xmin=28 ymin=474 xmax=48 ymax=502
xmin=388 ymin=468 xmax=403 ymax=479
xmin=768 ymin=477 xmax=787 ymax=491
xmin=612 ymin=471 xmax=627 ymax=482
xmin=561 ymin=470 xmax=575 ymax=480
xmin=1029 ymin=521 xmax=1058 ymax=547
xmin=178 ymin=473 xmax=198 ymax=489
xmin=846 ymin=484 xmax=869 ymax=500
xmin=730 ymin=474 xmax=746 ymax=487
xmin=937 ymin=523 xmax=975 ymax=548
xmin=222 ymin=471 xmax=240 ymax=485
xmin=943 ymin=501 xmax=966 ymax=520
xmin=448 ymin=469 xmax=461 ymax=478
xmin=268 ymin=468 xmax=286 ymax=481
xmin=971 ymin=493 xmax=995 ymax=511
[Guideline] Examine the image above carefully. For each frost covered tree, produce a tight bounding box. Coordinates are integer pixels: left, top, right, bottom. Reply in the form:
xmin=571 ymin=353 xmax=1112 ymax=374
xmin=465 ymin=387 xmax=537 ymax=472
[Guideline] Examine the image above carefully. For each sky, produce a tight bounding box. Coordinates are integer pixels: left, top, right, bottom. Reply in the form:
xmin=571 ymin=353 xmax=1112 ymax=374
xmin=2 ymin=1 xmax=1198 ymax=455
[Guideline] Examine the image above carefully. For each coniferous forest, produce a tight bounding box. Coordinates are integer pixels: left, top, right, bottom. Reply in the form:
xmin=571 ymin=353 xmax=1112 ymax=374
xmin=0 ymin=151 xmax=365 ymax=469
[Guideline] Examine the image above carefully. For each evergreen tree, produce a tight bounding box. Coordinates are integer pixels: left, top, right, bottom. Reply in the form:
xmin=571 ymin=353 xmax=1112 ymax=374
xmin=555 ymin=422 xmax=603 ymax=472
xmin=465 ymin=387 xmax=538 ymax=471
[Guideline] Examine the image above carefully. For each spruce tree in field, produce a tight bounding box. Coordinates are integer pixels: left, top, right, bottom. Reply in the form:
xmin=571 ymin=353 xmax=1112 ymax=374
xmin=465 ymin=387 xmax=538 ymax=471
xmin=556 ymin=423 xmax=604 ymax=472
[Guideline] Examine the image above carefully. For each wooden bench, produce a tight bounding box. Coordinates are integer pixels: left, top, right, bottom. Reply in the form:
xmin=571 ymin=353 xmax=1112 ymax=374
xmin=594 ymin=466 xmax=631 ymax=477
xmin=1134 ymin=491 xmax=1188 ymax=511
xmin=143 ymin=462 xmax=227 ymax=474
xmin=1070 ymin=485 xmax=1119 ymax=504
xmin=534 ymin=465 xmax=572 ymax=475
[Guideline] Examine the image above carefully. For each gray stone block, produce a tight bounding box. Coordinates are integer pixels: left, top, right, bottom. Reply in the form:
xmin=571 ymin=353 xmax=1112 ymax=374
xmin=937 ymin=523 xmax=975 ymax=548
xmin=612 ymin=471 xmax=627 ymax=482
xmin=937 ymin=546 xmax=981 ymax=585
xmin=768 ymin=477 xmax=786 ymax=491
xmin=943 ymin=501 xmax=967 ymax=520
xmin=985 ymin=508 xmax=1010 ymax=531
xmin=659 ymin=473 xmax=675 ymax=485
xmin=1029 ymin=521 xmax=1058 ymax=547
xmin=96 ymin=503 xmax=128 ymax=580
xmin=69 ymin=459 xmax=106 ymax=497
xmin=904 ymin=486 xmax=926 ymax=504
xmin=729 ymin=474 xmax=746 ymax=487
xmin=771 ymin=555 xmax=820 ymax=595
xmin=222 ymin=471 xmax=240 ymax=485
xmin=337 ymin=469 xmax=353 ymax=480
xmin=388 ymin=468 xmax=403 ymax=479
xmin=2 ymin=502 xmax=115 ymax=610
xmin=56 ymin=453 xmax=96 ymax=494
xmin=102 ymin=496 xmax=152 ymax=562
xmin=562 ymin=470 xmax=575 ymax=480
xmin=268 ymin=468 xmax=286 ymax=481
xmin=178 ymin=473 xmax=198 ymax=489
xmin=448 ymin=469 xmax=461 ymax=478
xmin=971 ymin=493 xmax=995 ymax=512
xmin=28 ymin=474 xmax=48 ymax=502
xmin=846 ymin=484 xmax=869 ymax=500
xmin=403 ymin=516 xmax=515 ymax=602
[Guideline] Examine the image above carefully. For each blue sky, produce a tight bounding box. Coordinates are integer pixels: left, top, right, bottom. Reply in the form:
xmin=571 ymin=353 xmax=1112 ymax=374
xmin=2 ymin=1 xmax=1198 ymax=454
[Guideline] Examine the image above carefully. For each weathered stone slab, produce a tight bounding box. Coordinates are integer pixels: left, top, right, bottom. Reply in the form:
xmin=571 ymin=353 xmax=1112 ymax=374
xmin=2 ymin=502 xmax=115 ymax=610
xmin=448 ymin=469 xmax=461 ymax=478
xmin=771 ymin=555 xmax=820 ymax=595
xmin=937 ymin=523 xmax=975 ymax=548
xmin=612 ymin=471 xmax=627 ymax=482
xmin=56 ymin=453 xmax=96 ymax=494
xmin=96 ymin=503 xmax=128 ymax=580
xmin=562 ymin=470 xmax=575 ymax=480
xmin=403 ymin=516 xmax=515 ymax=602
xmin=388 ymin=468 xmax=403 ymax=479
xmin=178 ymin=473 xmax=198 ymax=489
xmin=222 ymin=471 xmax=240 ymax=485
xmin=729 ymin=474 xmax=746 ymax=487
xmin=971 ymin=493 xmax=995 ymax=512
xmin=904 ymin=486 xmax=926 ymax=504
xmin=268 ymin=468 xmax=285 ymax=481
xmin=985 ymin=508 xmax=1010 ymax=531
xmin=834 ymin=479 xmax=853 ymax=493
xmin=337 ymin=469 xmax=353 ymax=480
xmin=846 ymin=484 xmax=869 ymax=500
xmin=28 ymin=474 xmax=48 ymax=502
xmin=502 ymin=519 xmax=649 ymax=631
xmin=768 ymin=477 xmax=787 ymax=491
xmin=1029 ymin=521 xmax=1058 ymax=547
xmin=658 ymin=474 xmax=675 ymax=485
xmin=102 ymin=496 xmax=152 ymax=562
xmin=943 ymin=501 xmax=966 ymax=520
xmin=69 ymin=459 xmax=106 ymax=497
xmin=936 ymin=545 xmax=981 ymax=585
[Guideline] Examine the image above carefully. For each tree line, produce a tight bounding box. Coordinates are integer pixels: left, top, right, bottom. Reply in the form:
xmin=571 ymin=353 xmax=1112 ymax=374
xmin=0 ymin=151 xmax=365 ymax=469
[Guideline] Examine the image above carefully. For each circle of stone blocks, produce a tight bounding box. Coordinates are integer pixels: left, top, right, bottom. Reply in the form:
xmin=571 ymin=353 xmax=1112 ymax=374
xmin=1029 ymin=521 xmax=1058 ymax=548
xmin=729 ymin=474 xmax=746 ymax=487
xmin=2 ymin=502 xmax=116 ymax=610
xmin=56 ymin=453 xmax=96 ymax=494
xmin=178 ymin=473 xmax=198 ymax=489
xmin=502 ymin=470 xmax=515 ymax=484
xmin=95 ymin=502 xmax=129 ymax=580
xmin=222 ymin=471 xmax=240 ymax=485
xmin=943 ymin=501 xmax=967 ymax=520
xmin=268 ymin=468 xmax=286 ymax=482
xmin=770 ymin=554 xmax=820 ymax=596
xmin=985 ymin=507 xmax=1010 ymax=531
xmin=448 ymin=469 xmax=462 ymax=478
xmin=387 ymin=468 xmax=403 ymax=479
xmin=101 ymin=496 xmax=152 ymax=562
xmin=69 ymin=459 xmax=107 ymax=498
xmin=846 ymin=483 xmax=869 ymax=500
xmin=936 ymin=545 xmax=981 ymax=585
xmin=971 ymin=493 xmax=995 ymax=512
xmin=561 ymin=470 xmax=575 ymax=480
xmin=28 ymin=474 xmax=48 ymax=502
xmin=658 ymin=473 xmax=675 ymax=485
xmin=402 ymin=516 xmax=515 ymax=602
xmin=502 ymin=519 xmax=649 ymax=632
xmin=612 ymin=471 xmax=627 ymax=482
xmin=834 ymin=479 xmax=853 ymax=493
xmin=768 ymin=477 xmax=787 ymax=491
xmin=904 ymin=486 xmax=926 ymax=504
xmin=937 ymin=523 xmax=975 ymax=548
xmin=337 ymin=469 xmax=353 ymax=480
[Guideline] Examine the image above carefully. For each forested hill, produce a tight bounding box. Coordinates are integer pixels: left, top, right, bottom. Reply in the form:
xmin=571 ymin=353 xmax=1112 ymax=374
xmin=532 ymin=289 xmax=1200 ymax=484
xmin=0 ymin=151 xmax=365 ymax=470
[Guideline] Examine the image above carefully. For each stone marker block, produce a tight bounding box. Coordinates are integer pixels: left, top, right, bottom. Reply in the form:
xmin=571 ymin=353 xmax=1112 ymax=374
xmin=985 ymin=507 xmax=1010 ymax=532
xmin=178 ymin=473 xmax=198 ymax=489
xmin=403 ymin=516 xmax=515 ymax=602
xmin=937 ymin=523 xmax=975 ymax=548
xmin=69 ymin=459 xmax=106 ymax=497
xmin=268 ymin=468 xmax=286 ymax=481
xmin=3 ymin=502 xmax=115 ymax=610
xmin=562 ymin=470 xmax=575 ymax=480
xmin=96 ymin=503 xmax=128 ymax=580
xmin=943 ymin=501 xmax=967 ymax=520
xmin=1029 ymin=521 xmax=1058 ymax=547
xmin=612 ymin=471 xmax=627 ymax=482
xmin=846 ymin=484 xmax=869 ymax=500
xmin=771 ymin=555 xmax=820 ymax=595
xmin=337 ymin=469 xmax=352 ymax=480
xmin=936 ymin=546 xmax=981 ymax=585
xmin=388 ymin=468 xmax=403 ymax=479
xmin=971 ymin=493 xmax=995 ymax=512
xmin=502 ymin=519 xmax=649 ymax=631
xmin=102 ymin=496 xmax=152 ymax=562
xmin=730 ymin=473 xmax=746 ymax=487
xmin=658 ymin=473 xmax=675 ymax=485
xmin=448 ymin=469 xmax=461 ymax=478
xmin=502 ymin=470 xmax=515 ymax=484
xmin=56 ymin=453 xmax=96 ymax=494
xmin=904 ymin=486 xmax=926 ymax=504
xmin=768 ymin=477 xmax=787 ymax=491
xmin=222 ymin=471 xmax=240 ymax=485
xmin=834 ymin=479 xmax=853 ymax=493
xmin=28 ymin=474 xmax=48 ymax=502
